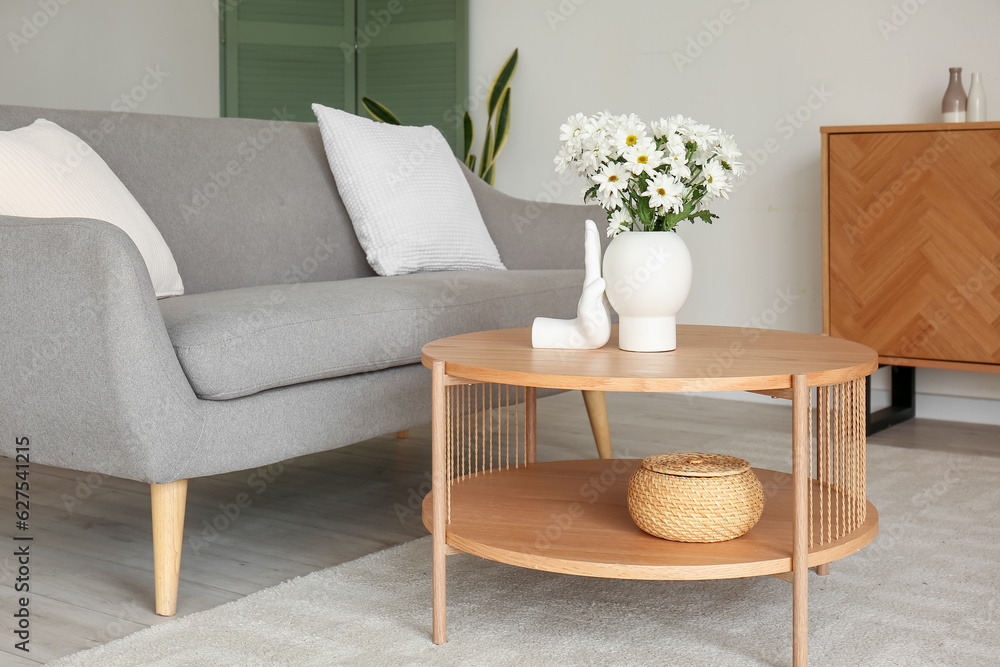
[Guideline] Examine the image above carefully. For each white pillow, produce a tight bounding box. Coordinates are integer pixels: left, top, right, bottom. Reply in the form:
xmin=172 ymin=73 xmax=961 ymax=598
xmin=0 ymin=119 xmax=184 ymax=298
xmin=312 ymin=103 xmax=505 ymax=276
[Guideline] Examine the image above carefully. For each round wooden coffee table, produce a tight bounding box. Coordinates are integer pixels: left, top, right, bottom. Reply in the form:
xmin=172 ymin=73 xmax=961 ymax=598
xmin=421 ymin=325 xmax=878 ymax=667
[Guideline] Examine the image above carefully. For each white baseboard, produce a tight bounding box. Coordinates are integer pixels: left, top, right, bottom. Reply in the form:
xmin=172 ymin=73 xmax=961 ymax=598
xmin=684 ymin=389 xmax=1000 ymax=427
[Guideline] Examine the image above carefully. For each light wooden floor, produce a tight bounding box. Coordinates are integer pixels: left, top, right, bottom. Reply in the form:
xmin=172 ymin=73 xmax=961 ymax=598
xmin=0 ymin=392 xmax=997 ymax=665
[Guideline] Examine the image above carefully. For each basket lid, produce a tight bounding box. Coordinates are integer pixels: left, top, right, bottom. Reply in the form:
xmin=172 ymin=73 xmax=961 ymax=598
xmin=640 ymin=453 xmax=752 ymax=478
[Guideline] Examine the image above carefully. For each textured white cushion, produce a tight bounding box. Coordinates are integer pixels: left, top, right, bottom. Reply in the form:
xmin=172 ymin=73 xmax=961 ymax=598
xmin=0 ymin=119 xmax=184 ymax=297
xmin=312 ymin=103 xmax=505 ymax=276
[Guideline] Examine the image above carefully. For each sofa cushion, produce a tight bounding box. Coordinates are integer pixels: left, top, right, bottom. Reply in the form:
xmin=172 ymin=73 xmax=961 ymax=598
xmin=0 ymin=105 xmax=377 ymax=295
xmin=160 ymin=270 xmax=582 ymax=400
xmin=312 ymin=103 xmax=505 ymax=276
xmin=0 ymin=119 xmax=184 ymax=298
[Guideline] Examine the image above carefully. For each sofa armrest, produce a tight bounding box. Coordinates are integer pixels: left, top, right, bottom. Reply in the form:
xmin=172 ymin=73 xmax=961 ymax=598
xmin=462 ymin=164 xmax=609 ymax=271
xmin=0 ymin=215 xmax=204 ymax=483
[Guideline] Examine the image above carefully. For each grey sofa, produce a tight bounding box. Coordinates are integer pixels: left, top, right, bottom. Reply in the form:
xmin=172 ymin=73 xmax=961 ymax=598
xmin=0 ymin=104 xmax=606 ymax=615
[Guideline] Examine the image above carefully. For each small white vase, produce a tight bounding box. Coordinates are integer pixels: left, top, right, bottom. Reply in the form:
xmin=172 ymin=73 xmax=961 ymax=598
xmin=967 ymin=72 xmax=987 ymax=122
xmin=602 ymin=231 xmax=692 ymax=352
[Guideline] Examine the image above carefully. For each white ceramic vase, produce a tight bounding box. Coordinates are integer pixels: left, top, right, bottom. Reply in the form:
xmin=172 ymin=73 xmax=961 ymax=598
xmin=602 ymin=231 xmax=692 ymax=352
xmin=967 ymin=72 xmax=987 ymax=122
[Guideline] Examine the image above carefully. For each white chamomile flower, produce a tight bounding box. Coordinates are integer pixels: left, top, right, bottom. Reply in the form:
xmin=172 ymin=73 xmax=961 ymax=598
xmin=701 ymin=160 xmax=731 ymax=198
xmin=554 ymin=143 xmax=574 ymax=173
xmin=658 ymin=136 xmax=689 ymax=178
xmin=715 ymin=132 xmax=742 ymax=164
xmin=599 ymin=189 xmax=624 ymax=210
xmin=576 ymin=143 xmax=605 ymax=177
xmin=649 ymin=117 xmax=670 ymax=139
xmin=663 ymin=114 xmax=694 ymax=138
xmin=587 ymin=129 xmax=615 ymax=162
xmin=623 ymin=139 xmax=663 ymax=177
xmin=584 ymin=111 xmax=613 ymax=139
xmin=644 ymin=173 xmax=685 ymax=213
xmin=593 ymin=161 xmax=630 ymax=196
xmin=559 ymin=113 xmax=588 ymax=143
xmin=612 ymin=115 xmax=648 ymax=157
xmin=686 ymin=123 xmax=718 ymax=146
xmin=714 ymin=133 xmax=746 ymax=179
xmin=665 ymin=154 xmax=692 ymax=180
xmin=664 ymin=133 xmax=687 ymax=157
xmin=687 ymin=124 xmax=721 ymax=165
xmin=598 ymin=185 xmax=625 ymax=210
xmin=607 ymin=208 xmax=632 ymax=237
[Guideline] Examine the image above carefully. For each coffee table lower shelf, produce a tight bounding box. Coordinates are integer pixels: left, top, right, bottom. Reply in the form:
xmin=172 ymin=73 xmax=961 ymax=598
xmin=421 ymin=459 xmax=879 ymax=580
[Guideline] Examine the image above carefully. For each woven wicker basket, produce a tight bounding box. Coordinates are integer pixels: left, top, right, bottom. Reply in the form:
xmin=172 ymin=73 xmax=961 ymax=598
xmin=627 ymin=452 xmax=764 ymax=543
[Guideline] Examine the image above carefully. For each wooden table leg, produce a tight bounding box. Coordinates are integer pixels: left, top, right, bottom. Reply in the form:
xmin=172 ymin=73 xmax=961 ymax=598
xmin=525 ymin=386 xmax=537 ymax=464
xmin=792 ymin=374 xmax=809 ymax=666
xmin=431 ymin=361 xmax=447 ymax=644
xmin=581 ymin=390 xmax=612 ymax=459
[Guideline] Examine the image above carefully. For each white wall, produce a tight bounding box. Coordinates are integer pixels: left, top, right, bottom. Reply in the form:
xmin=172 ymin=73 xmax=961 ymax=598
xmin=0 ymin=0 xmax=218 ymax=117
xmin=2 ymin=0 xmax=998 ymax=423
xmin=469 ymin=0 xmax=1000 ymax=424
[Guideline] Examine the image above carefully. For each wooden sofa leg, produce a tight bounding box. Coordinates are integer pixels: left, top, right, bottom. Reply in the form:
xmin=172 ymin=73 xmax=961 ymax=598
xmin=581 ymin=390 xmax=613 ymax=459
xmin=151 ymin=479 xmax=188 ymax=616
xmin=396 ymin=430 xmax=410 ymax=439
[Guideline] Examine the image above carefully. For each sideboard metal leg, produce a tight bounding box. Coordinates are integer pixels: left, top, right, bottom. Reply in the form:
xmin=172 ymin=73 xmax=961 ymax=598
xmin=792 ymin=375 xmax=810 ymax=667
xmin=865 ymin=365 xmax=916 ymax=435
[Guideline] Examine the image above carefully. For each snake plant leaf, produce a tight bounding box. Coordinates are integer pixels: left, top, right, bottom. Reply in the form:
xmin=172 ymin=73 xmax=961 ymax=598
xmin=463 ymin=111 xmax=474 ymax=161
xmin=482 ymin=164 xmax=495 ymax=186
xmin=492 ymin=88 xmax=511 ymax=158
xmin=486 ymin=48 xmax=518 ymax=119
xmin=465 ymin=154 xmax=477 ymax=172
xmin=479 ymin=123 xmax=495 ymax=180
xmin=361 ymin=97 xmax=402 ymax=125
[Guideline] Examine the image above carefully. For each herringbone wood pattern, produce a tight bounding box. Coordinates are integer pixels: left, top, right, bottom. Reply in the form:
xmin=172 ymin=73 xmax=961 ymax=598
xmin=828 ymin=128 xmax=1000 ymax=365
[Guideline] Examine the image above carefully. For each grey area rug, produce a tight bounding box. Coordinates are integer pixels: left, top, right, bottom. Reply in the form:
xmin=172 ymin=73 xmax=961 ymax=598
xmin=50 ymin=436 xmax=1000 ymax=667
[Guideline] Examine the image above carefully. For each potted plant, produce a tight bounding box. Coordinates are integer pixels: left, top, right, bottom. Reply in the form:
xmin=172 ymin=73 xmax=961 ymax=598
xmin=555 ymin=112 xmax=744 ymax=352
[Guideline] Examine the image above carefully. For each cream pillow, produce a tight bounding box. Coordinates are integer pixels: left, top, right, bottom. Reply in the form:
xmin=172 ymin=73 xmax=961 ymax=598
xmin=0 ymin=119 xmax=184 ymax=297
xmin=312 ymin=103 xmax=505 ymax=276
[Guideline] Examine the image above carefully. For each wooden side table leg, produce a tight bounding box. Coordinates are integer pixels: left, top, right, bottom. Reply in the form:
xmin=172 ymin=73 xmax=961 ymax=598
xmin=431 ymin=361 xmax=447 ymax=644
xmin=525 ymin=386 xmax=537 ymax=464
xmin=581 ymin=390 xmax=613 ymax=459
xmin=792 ymin=374 xmax=809 ymax=666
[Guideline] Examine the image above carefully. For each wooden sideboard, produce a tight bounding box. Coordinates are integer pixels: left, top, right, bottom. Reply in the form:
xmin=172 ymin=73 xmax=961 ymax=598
xmin=821 ymin=121 xmax=1000 ymax=430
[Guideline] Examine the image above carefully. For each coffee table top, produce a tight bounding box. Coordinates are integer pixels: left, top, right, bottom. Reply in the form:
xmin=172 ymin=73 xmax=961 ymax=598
xmin=421 ymin=325 xmax=877 ymax=392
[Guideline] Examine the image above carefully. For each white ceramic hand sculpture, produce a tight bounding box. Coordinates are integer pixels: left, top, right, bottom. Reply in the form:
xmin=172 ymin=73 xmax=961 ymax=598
xmin=531 ymin=219 xmax=612 ymax=349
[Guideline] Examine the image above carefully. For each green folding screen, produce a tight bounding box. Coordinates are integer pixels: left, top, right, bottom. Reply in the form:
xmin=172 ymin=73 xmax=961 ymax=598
xmin=221 ymin=0 xmax=468 ymax=153
xmin=355 ymin=0 xmax=468 ymax=152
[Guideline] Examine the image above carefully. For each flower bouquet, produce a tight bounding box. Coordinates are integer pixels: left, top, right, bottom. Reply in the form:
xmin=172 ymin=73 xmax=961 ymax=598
xmin=554 ymin=112 xmax=745 ymax=238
